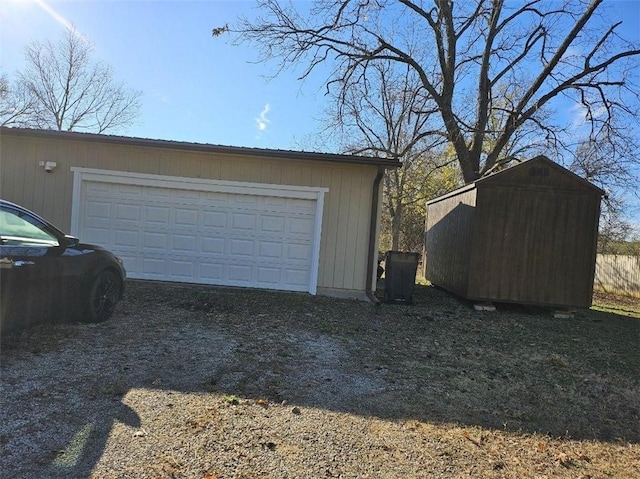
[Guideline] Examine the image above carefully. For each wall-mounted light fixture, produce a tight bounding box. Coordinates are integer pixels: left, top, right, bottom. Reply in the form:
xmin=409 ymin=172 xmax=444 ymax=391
xmin=39 ymin=161 xmax=57 ymax=173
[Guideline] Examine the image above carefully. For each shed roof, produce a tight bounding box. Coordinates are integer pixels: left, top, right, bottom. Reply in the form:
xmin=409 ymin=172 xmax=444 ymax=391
xmin=427 ymin=155 xmax=605 ymax=205
xmin=475 ymin=155 xmax=606 ymax=194
xmin=0 ymin=127 xmax=401 ymax=169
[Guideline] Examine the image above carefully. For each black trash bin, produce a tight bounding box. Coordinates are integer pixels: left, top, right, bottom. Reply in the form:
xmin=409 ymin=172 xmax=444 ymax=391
xmin=383 ymin=251 xmax=419 ymax=304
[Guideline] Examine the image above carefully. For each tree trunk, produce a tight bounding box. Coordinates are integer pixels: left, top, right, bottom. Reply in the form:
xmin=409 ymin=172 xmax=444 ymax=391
xmin=391 ymin=203 xmax=402 ymax=251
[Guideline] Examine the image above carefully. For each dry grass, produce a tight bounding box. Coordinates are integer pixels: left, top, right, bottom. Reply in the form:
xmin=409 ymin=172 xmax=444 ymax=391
xmin=592 ymin=291 xmax=640 ymax=318
xmin=1 ymin=281 xmax=638 ymax=478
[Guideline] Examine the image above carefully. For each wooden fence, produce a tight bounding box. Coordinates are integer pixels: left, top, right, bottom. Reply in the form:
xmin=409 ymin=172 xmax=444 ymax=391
xmin=594 ymin=254 xmax=640 ymax=298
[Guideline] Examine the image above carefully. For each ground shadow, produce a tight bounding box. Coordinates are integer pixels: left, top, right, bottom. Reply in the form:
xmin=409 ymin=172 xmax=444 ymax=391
xmin=1 ymin=281 xmax=638 ymax=477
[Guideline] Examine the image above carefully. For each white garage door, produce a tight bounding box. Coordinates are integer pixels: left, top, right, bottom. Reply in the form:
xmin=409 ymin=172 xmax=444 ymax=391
xmin=71 ymin=168 xmax=327 ymax=293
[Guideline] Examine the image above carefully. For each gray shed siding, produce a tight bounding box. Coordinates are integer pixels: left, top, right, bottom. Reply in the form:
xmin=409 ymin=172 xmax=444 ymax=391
xmin=425 ymin=157 xmax=603 ymax=308
xmin=424 ymin=186 xmax=477 ymax=296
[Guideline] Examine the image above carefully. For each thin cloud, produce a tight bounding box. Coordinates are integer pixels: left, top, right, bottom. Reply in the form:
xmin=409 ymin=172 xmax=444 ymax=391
xmin=34 ymin=0 xmax=90 ymax=42
xmin=256 ymin=103 xmax=271 ymax=134
xmin=33 ymin=0 xmax=73 ymax=31
xmin=570 ymin=100 xmax=608 ymax=130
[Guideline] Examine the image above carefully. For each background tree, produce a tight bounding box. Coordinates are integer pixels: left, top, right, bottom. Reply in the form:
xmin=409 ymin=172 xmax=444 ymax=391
xmin=227 ymin=0 xmax=640 ymax=186
xmin=0 ymin=73 xmax=37 ymax=128
xmin=379 ymin=162 xmax=460 ymax=252
xmin=320 ymin=61 xmax=460 ymax=251
xmin=1 ymin=29 xmax=141 ymax=133
xmin=569 ymin=135 xmax=640 ymax=252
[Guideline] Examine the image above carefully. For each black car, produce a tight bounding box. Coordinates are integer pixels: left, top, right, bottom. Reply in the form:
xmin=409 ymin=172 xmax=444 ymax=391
xmin=0 ymin=200 xmax=126 ymax=333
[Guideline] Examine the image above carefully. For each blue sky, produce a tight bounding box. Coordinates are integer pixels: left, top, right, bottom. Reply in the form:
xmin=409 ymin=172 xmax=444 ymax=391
xmin=1 ymin=0 xmax=333 ymax=150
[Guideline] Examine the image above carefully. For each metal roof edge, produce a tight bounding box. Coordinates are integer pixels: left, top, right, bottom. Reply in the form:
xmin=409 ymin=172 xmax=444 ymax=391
xmin=0 ymin=126 xmax=401 ymax=169
xmin=426 ymin=182 xmax=476 ymax=205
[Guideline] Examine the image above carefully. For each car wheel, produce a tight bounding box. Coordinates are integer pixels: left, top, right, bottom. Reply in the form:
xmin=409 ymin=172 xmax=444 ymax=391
xmin=82 ymin=270 xmax=121 ymax=323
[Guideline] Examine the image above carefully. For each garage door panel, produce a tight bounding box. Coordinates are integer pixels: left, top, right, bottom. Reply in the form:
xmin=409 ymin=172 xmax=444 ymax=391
xmin=259 ymin=241 xmax=283 ymax=259
xmin=109 ymin=185 xmax=165 ymax=202
xmin=175 ymin=208 xmax=198 ymax=226
xmin=172 ymin=235 xmax=197 ymax=252
xmin=205 ymin=192 xmax=231 ymax=204
xmin=87 ymin=201 xmax=111 ymax=220
xmin=257 ymin=266 xmax=282 ymax=284
xmin=145 ymin=205 xmax=170 ymax=223
xmin=86 ymin=182 xmax=112 ymax=195
xmin=143 ymin=232 xmax=167 ymax=250
xmin=261 ymin=215 xmax=286 ymax=233
xmin=201 ymin=237 xmax=225 ymax=254
xmin=288 ymin=198 xmax=315 ymax=210
xmin=289 ymin=216 xmax=314 ymax=235
xmin=170 ymin=260 xmax=196 ymax=278
xmin=263 ymin=197 xmax=286 ymax=207
xmin=142 ymin=257 xmax=166 ymax=275
xmin=114 ymin=229 xmax=138 ymax=248
xmin=285 ymin=269 xmax=309 ymax=287
xmin=232 ymin=212 xmax=257 ymax=230
xmin=76 ymin=175 xmax=322 ymax=293
xmin=115 ymin=204 xmax=141 ymax=221
xmin=233 ymin=194 xmax=259 ymax=206
xmin=203 ymin=211 xmax=228 ymax=228
xmin=113 ymin=187 xmax=144 ymax=201
xmin=175 ymin=189 xmax=201 ymax=200
xmin=230 ymin=238 xmax=255 ymax=256
xmin=199 ymin=267 xmax=223 ymax=282
xmin=228 ymin=264 xmax=253 ymax=282
xmin=84 ymin=226 xmax=111 ymax=245
xmin=286 ymin=243 xmax=311 ymax=261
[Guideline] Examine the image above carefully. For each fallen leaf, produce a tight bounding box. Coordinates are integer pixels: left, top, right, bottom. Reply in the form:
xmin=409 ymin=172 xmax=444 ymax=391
xmin=556 ymin=452 xmax=575 ymax=468
xmin=492 ymin=461 xmax=506 ymax=470
xmin=463 ymin=431 xmax=481 ymax=446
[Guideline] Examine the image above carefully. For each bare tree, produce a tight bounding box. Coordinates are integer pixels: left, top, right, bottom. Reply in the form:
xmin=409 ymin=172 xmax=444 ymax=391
xmin=13 ymin=29 xmax=141 ymax=133
xmin=322 ymin=61 xmax=458 ymax=250
xmin=0 ymin=73 xmax=38 ymax=128
xmin=569 ymin=134 xmax=640 ymax=251
xmin=226 ymin=0 xmax=640 ymax=185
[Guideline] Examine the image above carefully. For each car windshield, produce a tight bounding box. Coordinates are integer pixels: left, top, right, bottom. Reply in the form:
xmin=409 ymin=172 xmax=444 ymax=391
xmin=0 ymin=209 xmax=59 ymax=246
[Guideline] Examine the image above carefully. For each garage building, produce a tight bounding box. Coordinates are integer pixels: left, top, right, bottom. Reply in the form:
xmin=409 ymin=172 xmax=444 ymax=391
xmin=0 ymin=127 xmax=399 ymax=300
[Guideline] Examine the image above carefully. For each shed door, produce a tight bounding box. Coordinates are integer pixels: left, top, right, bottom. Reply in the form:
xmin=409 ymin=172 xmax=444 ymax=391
xmin=71 ymin=169 xmax=327 ymax=294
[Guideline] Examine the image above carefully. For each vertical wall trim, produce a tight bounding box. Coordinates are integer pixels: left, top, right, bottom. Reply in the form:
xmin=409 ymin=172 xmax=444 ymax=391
xmin=366 ymin=167 xmax=385 ymax=304
xmin=309 ymin=190 xmax=327 ymax=295
xmin=70 ymin=168 xmax=84 ymax=237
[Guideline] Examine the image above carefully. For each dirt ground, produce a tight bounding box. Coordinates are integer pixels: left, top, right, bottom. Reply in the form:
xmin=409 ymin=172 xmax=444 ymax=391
xmin=1 ymin=281 xmax=638 ymax=478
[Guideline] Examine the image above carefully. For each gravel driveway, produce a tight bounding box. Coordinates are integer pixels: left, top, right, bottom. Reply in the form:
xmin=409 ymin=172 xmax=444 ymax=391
xmin=1 ymin=281 xmax=638 ymax=478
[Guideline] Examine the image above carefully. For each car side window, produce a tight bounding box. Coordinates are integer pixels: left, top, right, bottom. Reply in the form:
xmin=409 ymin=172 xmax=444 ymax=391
xmin=0 ymin=209 xmax=59 ymax=246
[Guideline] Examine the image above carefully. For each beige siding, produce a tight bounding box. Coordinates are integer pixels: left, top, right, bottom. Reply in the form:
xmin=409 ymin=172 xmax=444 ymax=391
xmin=0 ymin=132 xmax=379 ymax=294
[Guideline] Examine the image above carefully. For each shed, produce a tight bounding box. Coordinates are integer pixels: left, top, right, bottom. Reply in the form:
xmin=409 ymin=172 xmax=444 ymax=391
xmin=0 ymin=127 xmax=399 ymax=300
xmin=424 ymin=156 xmax=604 ymax=308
